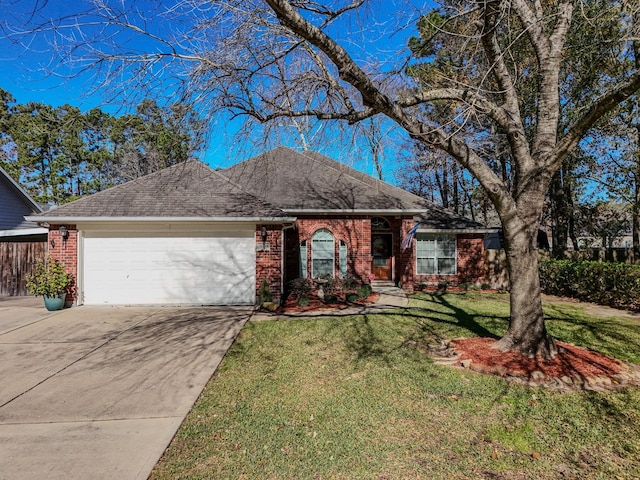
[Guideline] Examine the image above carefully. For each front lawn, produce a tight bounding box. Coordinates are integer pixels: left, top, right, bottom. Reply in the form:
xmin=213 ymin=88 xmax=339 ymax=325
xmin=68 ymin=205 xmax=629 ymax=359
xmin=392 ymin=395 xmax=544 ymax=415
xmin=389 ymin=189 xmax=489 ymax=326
xmin=150 ymin=292 xmax=640 ymax=479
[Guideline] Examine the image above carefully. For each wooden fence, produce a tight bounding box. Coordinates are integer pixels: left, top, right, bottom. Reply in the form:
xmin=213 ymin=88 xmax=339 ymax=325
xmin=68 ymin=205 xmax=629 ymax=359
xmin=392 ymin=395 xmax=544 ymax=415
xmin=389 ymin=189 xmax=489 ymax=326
xmin=484 ymin=249 xmax=509 ymax=290
xmin=0 ymin=241 xmax=47 ymax=296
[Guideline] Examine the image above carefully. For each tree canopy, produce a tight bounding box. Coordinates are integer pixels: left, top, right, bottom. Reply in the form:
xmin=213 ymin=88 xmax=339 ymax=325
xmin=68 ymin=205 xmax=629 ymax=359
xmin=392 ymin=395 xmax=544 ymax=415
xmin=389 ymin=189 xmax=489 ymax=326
xmin=0 ymin=89 xmax=205 ymax=204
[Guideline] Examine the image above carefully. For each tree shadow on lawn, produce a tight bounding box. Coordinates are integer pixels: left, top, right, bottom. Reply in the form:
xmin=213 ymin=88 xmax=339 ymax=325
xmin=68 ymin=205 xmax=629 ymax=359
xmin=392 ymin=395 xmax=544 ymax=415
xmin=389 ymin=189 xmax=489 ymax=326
xmin=333 ymin=293 xmax=508 ymax=364
xmin=542 ymin=304 xmax=640 ymax=364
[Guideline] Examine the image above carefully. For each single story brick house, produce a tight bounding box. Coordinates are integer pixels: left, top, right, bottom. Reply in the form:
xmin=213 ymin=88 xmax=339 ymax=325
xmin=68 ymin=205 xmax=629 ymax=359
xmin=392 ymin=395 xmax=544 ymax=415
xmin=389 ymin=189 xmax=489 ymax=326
xmin=27 ymin=147 xmax=492 ymax=305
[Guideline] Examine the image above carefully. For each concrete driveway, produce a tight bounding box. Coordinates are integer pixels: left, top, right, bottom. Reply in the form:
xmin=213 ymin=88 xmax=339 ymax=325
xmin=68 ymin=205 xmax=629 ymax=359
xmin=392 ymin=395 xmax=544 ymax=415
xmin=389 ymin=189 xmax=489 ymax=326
xmin=0 ymin=297 xmax=251 ymax=480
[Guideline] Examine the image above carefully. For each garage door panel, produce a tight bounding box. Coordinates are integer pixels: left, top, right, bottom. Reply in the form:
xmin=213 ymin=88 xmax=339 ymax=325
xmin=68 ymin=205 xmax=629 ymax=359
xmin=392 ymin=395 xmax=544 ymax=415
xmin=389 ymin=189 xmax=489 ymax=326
xmin=82 ymin=229 xmax=256 ymax=305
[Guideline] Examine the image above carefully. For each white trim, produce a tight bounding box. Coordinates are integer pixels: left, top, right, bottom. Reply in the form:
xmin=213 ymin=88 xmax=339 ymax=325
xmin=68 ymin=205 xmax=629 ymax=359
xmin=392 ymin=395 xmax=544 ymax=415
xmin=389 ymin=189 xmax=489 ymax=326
xmin=288 ymin=209 xmax=424 ymax=214
xmin=77 ymin=230 xmax=84 ymax=306
xmin=417 ymin=228 xmax=496 ymax=234
xmin=26 ymin=216 xmax=297 ymax=224
xmin=0 ymin=228 xmax=48 ymax=238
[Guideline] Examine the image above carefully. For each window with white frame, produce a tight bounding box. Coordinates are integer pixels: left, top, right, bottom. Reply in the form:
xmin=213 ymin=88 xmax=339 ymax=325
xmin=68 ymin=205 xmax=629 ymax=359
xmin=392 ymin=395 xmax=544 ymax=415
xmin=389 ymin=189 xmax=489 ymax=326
xmin=339 ymin=240 xmax=347 ymax=278
xmin=416 ymin=234 xmax=457 ymax=275
xmin=300 ymin=240 xmax=308 ymax=278
xmin=312 ymin=229 xmax=335 ymax=278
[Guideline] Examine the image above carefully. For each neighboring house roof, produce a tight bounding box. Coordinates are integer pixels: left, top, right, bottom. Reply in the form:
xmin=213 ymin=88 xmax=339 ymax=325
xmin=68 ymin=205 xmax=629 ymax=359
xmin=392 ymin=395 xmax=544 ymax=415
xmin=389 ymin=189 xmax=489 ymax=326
xmin=29 ymin=160 xmax=294 ymax=223
xmin=0 ymin=165 xmax=48 ymax=237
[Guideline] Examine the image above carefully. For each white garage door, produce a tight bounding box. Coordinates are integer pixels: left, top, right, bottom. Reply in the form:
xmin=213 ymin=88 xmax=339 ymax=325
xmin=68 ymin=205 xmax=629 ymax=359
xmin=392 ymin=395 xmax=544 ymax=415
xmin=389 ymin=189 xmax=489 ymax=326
xmin=82 ymin=225 xmax=256 ymax=305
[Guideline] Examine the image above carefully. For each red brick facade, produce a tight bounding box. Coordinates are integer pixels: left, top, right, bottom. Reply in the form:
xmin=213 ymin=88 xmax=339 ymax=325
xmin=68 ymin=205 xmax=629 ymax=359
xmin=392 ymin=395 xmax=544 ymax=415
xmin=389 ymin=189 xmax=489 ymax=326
xmin=51 ymin=220 xmax=486 ymax=306
xmin=255 ymin=224 xmax=283 ymax=302
xmin=258 ymin=217 xmax=487 ymax=302
xmin=408 ymin=233 xmax=485 ymax=290
xmin=289 ymin=216 xmax=373 ymax=285
xmin=48 ymin=224 xmax=78 ymax=303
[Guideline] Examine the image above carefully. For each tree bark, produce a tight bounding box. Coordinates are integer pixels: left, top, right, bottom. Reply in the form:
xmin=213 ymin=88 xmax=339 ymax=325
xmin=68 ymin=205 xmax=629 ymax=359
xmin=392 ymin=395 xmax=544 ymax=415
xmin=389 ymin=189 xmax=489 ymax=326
xmin=493 ymin=217 xmax=558 ymax=358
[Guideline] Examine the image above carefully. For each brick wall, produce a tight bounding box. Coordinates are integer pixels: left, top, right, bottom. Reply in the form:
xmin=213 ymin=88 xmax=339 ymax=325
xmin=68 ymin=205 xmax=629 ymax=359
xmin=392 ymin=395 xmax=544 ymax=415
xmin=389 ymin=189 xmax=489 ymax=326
xmin=255 ymin=224 xmax=283 ymax=303
xmin=411 ymin=233 xmax=486 ymax=288
xmin=48 ymin=224 xmax=77 ymax=303
xmin=292 ymin=217 xmax=373 ymax=285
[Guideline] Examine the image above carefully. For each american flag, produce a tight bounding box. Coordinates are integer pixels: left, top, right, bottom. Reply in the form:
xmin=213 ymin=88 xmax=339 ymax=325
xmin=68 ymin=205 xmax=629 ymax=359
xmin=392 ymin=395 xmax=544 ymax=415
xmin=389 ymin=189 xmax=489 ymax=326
xmin=401 ymin=223 xmax=420 ymax=250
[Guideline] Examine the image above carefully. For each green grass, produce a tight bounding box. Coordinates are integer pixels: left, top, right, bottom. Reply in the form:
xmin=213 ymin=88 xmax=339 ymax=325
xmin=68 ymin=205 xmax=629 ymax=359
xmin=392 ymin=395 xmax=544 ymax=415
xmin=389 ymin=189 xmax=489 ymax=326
xmin=150 ymin=292 xmax=640 ymax=480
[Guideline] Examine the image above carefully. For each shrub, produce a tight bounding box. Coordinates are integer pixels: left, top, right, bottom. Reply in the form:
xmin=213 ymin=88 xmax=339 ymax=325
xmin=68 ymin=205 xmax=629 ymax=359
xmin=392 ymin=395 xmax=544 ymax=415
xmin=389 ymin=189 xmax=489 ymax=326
xmin=340 ymin=276 xmax=359 ymax=291
xmin=346 ymin=292 xmax=359 ymax=303
xmin=357 ymin=284 xmax=372 ymax=299
xmin=25 ymin=256 xmax=73 ymax=297
xmin=288 ymin=277 xmax=313 ymax=301
xmin=297 ymin=297 xmax=310 ymax=307
xmin=539 ymin=259 xmax=640 ymax=310
xmin=324 ymin=294 xmax=338 ymax=304
xmin=258 ymin=278 xmax=273 ymax=304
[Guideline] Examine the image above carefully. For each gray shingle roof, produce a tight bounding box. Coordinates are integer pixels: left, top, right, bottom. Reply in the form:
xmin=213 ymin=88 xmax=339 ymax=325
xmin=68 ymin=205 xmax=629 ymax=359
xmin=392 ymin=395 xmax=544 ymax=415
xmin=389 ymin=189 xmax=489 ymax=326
xmin=35 ymin=160 xmax=290 ymax=220
xmin=220 ymin=147 xmax=487 ymax=230
xmin=220 ymin=146 xmax=430 ymax=212
xmin=30 ymin=147 xmax=489 ymax=231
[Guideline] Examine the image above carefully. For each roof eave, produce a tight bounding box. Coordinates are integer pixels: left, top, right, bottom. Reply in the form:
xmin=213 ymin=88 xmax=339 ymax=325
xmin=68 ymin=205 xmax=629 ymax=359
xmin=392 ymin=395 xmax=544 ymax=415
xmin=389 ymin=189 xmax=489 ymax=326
xmin=25 ymin=216 xmax=298 ymax=224
xmin=286 ymin=209 xmax=425 ymax=215
xmin=417 ymin=227 xmax=498 ymax=234
xmin=0 ymin=227 xmax=49 ymax=237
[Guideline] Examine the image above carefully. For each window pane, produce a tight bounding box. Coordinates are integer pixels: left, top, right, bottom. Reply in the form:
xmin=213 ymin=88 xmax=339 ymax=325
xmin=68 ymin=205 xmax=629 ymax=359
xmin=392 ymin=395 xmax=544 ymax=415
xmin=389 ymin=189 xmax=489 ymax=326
xmin=300 ymin=242 xmax=307 ymax=278
xmin=313 ymin=259 xmax=333 ymax=278
xmin=312 ymin=229 xmax=334 ymax=278
xmin=339 ymin=241 xmax=347 ymax=278
xmin=438 ymin=236 xmax=456 ymax=257
xmin=438 ymin=258 xmax=456 ymax=275
xmin=417 ymin=258 xmax=435 ymax=275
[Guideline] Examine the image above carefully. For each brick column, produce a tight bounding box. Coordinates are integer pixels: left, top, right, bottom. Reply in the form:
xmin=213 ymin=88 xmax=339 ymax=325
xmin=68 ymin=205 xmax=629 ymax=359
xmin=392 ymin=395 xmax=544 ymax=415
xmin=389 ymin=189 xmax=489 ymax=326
xmin=255 ymin=225 xmax=283 ymax=303
xmin=48 ymin=224 xmax=78 ymax=304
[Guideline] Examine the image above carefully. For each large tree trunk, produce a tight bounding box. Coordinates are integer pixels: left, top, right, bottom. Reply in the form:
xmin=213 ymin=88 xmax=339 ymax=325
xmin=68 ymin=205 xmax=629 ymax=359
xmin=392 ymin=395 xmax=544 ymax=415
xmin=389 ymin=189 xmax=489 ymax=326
xmin=493 ymin=215 xmax=558 ymax=359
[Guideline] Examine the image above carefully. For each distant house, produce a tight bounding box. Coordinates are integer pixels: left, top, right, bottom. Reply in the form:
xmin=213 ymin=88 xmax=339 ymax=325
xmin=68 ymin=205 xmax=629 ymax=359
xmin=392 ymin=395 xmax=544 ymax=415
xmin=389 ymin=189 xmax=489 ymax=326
xmin=29 ymin=147 xmax=493 ymax=305
xmin=0 ymin=166 xmax=48 ymax=296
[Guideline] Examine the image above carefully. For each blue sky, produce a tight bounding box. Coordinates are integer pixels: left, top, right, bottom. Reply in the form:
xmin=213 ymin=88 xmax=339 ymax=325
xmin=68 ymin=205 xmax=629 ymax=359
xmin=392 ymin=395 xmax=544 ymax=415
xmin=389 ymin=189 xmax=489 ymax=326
xmin=0 ymin=0 xmax=431 ymax=179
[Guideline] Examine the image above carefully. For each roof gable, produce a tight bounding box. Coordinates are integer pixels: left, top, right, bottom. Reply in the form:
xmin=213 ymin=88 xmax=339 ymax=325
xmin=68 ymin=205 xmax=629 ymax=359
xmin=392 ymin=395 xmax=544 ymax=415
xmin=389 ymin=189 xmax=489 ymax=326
xmin=0 ymin=166 xmax=45 ymax=233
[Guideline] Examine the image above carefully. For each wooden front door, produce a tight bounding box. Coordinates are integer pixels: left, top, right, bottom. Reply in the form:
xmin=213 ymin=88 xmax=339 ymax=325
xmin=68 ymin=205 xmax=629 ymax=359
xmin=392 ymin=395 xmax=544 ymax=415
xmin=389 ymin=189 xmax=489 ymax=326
xmin=371 ymin=233 xmax=392 ymax=280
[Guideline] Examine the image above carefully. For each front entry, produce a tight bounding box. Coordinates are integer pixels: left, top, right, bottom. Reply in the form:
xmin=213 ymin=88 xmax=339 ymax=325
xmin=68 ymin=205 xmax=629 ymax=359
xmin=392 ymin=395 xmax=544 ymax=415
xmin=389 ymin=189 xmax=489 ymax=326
xmin=371 ymin=233 xmax=393 ymax=280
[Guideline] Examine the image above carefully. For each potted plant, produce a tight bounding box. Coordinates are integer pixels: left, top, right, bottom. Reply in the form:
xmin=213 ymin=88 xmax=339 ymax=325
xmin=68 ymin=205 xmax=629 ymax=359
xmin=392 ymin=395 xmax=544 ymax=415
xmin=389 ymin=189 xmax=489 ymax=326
xmin=25 ymin=256 xmax=73 ymax=311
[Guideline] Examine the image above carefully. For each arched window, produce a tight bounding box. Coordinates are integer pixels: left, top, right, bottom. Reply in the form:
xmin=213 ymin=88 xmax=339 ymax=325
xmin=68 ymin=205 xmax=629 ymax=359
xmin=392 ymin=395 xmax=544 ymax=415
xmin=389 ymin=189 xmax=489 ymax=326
xmin=371 ymin=217 xmax=391 ymax=231
xmin=312 ymin=229 xmax=334 ymax=278
xmin=299 ymin=240 xmax=308 ymax=278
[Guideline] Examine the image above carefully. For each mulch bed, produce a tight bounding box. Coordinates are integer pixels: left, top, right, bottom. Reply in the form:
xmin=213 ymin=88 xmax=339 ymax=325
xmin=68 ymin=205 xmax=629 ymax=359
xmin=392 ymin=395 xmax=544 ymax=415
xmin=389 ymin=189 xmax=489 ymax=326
xmin=442 ymin=337 xmax=640 ymax=391
xmin=276 ymin=292 xmax=380 ymax=314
